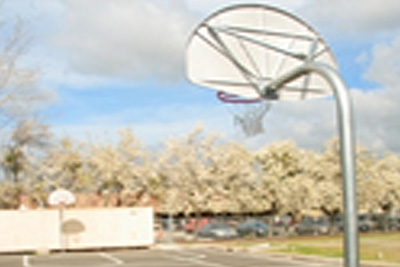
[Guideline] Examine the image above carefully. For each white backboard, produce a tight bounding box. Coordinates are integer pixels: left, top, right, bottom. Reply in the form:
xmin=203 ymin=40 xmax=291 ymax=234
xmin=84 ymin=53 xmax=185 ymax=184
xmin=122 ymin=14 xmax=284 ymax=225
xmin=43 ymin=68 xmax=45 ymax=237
xmin=186 ymin=4 xmax=338 ymax=101
xmin=48 ymin=188 xmax=76 ymax=206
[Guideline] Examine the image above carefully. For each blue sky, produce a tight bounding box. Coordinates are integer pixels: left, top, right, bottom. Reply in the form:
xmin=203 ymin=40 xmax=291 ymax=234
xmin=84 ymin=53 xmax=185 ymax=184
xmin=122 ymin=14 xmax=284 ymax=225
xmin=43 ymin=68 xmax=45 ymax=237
xmin=5 ymin=0 xmax=400 ymax=153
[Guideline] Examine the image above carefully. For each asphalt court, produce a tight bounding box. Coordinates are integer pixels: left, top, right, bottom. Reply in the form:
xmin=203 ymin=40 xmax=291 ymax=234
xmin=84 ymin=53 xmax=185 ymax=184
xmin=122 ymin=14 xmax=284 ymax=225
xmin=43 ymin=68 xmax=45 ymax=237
xmin=0 ymin=247 xmax=344 ymax=267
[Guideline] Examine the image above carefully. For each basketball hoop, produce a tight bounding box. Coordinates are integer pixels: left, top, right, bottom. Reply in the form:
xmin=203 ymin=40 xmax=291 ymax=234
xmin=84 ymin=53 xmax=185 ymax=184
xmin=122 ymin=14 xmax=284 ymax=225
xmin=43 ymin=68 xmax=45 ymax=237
xmin=187 ymin=4 xmax=359 ymax=267
xmin=216 ymin=91 xmax=272 ymax=137
xmin=187 ymin=4 xmax=337 ymax=138
xmin=48 ymin=188 xmax=76 ymax=207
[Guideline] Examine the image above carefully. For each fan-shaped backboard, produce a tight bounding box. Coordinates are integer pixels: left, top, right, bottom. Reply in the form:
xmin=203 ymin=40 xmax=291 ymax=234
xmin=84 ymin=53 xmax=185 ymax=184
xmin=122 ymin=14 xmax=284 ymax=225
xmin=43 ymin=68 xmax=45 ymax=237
xmin=186 ymin=4 xmax=337 ymax=101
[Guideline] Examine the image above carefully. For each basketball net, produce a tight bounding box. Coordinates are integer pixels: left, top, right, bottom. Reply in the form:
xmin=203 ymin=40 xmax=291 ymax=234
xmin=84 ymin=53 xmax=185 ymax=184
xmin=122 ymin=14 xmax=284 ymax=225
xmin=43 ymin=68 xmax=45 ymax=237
xmin=231 ymin=101 xmax=272 ymax=137
xmin=216 ymin=91 xmax=272 ymax=137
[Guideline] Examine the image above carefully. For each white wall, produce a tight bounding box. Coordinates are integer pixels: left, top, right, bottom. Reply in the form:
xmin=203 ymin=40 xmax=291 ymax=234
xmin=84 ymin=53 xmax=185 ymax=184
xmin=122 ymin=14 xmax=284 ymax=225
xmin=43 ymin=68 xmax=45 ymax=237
xmin=0 ymin=207 xmax=154 ymax=252
xmin=0 ymin=210 xmax=59 ymax=252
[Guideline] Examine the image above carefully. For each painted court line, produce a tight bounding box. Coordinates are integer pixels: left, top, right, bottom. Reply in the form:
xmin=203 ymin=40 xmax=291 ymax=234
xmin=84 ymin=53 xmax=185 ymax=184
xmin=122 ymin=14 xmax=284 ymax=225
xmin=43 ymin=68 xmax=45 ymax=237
xmin=97 ymin=252 xmax=124 ymax=265
xmin=171 ymin=255 xmax=230 ymax=267
xmin=188 ymin=248 xmax=335 ymax=267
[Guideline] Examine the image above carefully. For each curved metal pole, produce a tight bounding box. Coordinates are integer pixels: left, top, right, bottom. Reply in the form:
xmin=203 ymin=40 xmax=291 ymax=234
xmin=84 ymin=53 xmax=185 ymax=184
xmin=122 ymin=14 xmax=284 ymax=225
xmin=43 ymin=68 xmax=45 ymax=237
xmin=265 ymin=62 xmax=359 ymax=267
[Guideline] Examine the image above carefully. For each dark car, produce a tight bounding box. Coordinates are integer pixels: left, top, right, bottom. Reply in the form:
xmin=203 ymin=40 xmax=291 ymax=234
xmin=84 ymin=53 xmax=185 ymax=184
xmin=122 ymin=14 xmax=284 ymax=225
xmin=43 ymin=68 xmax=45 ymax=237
xmin=198 ymin=222 xmax=238 ymax=239
xmin=184 ymin=218 xmax=210 ymax=233
xmin=334 ymin=214 xmax=378 ymax=233
xmin=358 ymin=214 xmax=377 ymax=232
xmin=236 ymin=220 xmax=269 ymax=237
xmin=374 ymin=214 xmax=400 ymax=231
xmin=295 ymin=217 xmax=329 ymax=236
xmin=388 ymin=216 xmax=400 ymax=231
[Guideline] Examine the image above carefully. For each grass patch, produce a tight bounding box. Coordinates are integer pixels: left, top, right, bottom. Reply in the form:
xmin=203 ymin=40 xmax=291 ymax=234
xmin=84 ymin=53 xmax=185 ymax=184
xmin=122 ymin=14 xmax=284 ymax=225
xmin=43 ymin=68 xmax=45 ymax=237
xmin=223 ymin=233 xmax=400 ymax=264
xmin=286 ymin=245 xmax=343 ymax=258
xmin=270 ymin=236 xmax=343 ymax=258
xmin=276 ymin=233 xmax=400 ymax=264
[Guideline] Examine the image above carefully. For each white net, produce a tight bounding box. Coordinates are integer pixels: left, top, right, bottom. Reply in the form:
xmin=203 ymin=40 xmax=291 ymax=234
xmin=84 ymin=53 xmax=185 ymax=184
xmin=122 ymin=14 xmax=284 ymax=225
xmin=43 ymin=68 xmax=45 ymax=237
xmin=230 ymin=101 xmax=272 ymax=137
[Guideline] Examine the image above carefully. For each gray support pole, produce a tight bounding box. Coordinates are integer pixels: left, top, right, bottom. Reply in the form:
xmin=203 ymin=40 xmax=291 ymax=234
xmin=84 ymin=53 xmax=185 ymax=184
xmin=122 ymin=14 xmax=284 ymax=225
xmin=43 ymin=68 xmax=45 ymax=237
xmin=167 ymin=212 xmax=174 ymax=243
xmin=264 ymin=62 xmax=359 ymax=267
xmin=59 ymin=204 xmax=65 ymax=251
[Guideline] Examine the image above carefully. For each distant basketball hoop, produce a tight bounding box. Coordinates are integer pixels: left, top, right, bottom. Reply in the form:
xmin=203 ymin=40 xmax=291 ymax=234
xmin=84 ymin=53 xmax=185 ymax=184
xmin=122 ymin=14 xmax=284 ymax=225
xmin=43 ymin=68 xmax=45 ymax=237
xmin=48 ymin=188 xmax=76 ymax=251
xmin=48 ymin=188 xmax=76 ymax=207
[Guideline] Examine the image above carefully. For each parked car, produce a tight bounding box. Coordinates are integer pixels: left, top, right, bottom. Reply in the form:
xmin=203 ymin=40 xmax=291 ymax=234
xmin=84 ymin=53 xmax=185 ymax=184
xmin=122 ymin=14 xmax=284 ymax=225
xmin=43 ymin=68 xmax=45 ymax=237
xmin=388 ymin=216 xmax=400 ymax=231
xmin=271 ymin=217 xmax=293 ymax=236
xmin=198 ymin=222 xmax=238 ymax=239
xmin=184 ymin=218 xmax=210 ymax=233
xmin=358 ymin=214 xmax=377 ymax=232
xmin=295 ymin=217 xmax=329 ymax=236
xmin=335 ymin=214 xmax=378 ymax=233
xmin=374 ymin=214 xmax=400 ymax=231
xmin=236 ymin=220 xmax=269 ymax=237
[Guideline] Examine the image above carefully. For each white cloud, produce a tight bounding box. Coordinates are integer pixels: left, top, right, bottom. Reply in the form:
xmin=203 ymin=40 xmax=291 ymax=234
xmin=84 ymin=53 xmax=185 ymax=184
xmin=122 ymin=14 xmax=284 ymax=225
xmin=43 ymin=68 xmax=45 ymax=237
xmin=51 ymin=0 xmax=196 ymax=82
xmin=49 ymin=79 xmax=400 ymax=154
xmin=349 ymin=36 xmax=400 ymax=153
xmin=364 ymin=36 xmax=400 ymax=87
xmin=300 ymin=0 xmax=400 ymax=37
xmin=243 ymin=99 xmax=336 ymax=151
xmin=9 ymin=0 xmax=400 ymax=154
xmin=295 ymin=1 xmax=400 ymax=153
xmin=351 ymin=88 xmax=400 ymax=153
xmin=45 ymin=0 xmax=312 ymax=85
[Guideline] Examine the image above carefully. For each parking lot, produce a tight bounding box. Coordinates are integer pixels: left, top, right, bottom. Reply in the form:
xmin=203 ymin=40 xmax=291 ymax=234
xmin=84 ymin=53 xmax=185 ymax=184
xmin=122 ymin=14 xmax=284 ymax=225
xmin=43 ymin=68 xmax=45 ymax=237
xmin=0 ymin=247 xmax=346 ymax=267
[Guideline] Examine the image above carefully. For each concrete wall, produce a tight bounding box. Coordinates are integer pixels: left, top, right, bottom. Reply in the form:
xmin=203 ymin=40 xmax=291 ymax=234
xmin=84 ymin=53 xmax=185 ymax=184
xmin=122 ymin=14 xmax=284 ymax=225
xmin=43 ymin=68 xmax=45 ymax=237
xmin=0 ymin=207 xmax=154 ymax=252
xmin=0 ymin=209 xmax=59 ymax=252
